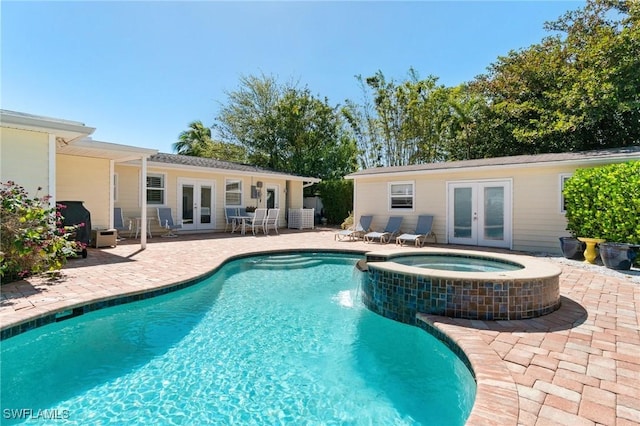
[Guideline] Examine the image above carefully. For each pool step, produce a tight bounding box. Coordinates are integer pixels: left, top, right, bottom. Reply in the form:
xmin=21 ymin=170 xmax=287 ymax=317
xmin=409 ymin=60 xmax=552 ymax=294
xmin=249 ymin=255 xmax=323 ymax=270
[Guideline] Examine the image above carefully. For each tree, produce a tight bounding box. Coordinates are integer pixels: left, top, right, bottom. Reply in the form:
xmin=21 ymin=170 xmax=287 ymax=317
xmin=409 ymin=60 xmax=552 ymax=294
xmin=173 ymin=120 xmax=214 ymax=156
xmin=214 ymin=74 xmax=357 ymax=180
xmin=343 ymin=69 xmax=450 ymax=167
xmin=473 ymin=0 xmax=640 ymax=155
xmin=174 ymin=120 xmax=248 ymax=163
xmin=214 ymin=73 xmax=283 ymax=167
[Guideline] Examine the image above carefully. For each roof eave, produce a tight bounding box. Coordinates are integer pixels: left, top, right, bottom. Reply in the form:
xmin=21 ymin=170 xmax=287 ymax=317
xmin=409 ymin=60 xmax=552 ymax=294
xmin=346 ymin=150 xmax=640 ymax=179
xmin=0 ymin=109 xmax=95 ymax=143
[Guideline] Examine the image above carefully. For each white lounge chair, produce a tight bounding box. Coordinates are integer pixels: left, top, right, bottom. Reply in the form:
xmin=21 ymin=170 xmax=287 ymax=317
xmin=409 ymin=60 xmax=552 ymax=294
xmin=364 ymin=216 xmax=403 ymax=244
xmin=396 ymin=215 xmax=437 ymax=247
xmin=335 ymin=215 xmax=373 ymax=241
xmin=157 ymin=207 xmax=182 ymax=237
xmin=264 ymin=208 xmax=280 ymax=235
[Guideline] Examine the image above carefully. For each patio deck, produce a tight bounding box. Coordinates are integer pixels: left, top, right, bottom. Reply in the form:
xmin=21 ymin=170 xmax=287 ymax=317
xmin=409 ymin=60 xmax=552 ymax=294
xmin=1 ymin=228 xmax=639 ymax=425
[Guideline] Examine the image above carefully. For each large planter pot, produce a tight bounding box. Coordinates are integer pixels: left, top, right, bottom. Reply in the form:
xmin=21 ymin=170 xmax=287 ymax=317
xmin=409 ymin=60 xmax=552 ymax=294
xmin=559 ymin=237 xmax=586 ymax=261
xmin=600 ymin=243 xmax=639 ymax=271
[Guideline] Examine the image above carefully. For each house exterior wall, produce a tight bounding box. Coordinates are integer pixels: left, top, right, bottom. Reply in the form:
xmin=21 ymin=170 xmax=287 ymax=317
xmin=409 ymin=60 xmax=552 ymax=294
xmin=56 ymin=154 xmax=111 ymax=229
xmin=115 ymin=164 xmax=300 ymax=233
xmin=1 ymin=128 xmax=51 ymax=197
xmin=352 ymin=164 xmax=600 ymax=255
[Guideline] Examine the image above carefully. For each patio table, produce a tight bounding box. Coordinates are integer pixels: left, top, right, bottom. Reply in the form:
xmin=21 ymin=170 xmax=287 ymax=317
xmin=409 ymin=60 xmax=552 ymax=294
xmin=230 ymin=216 xmax=252 ymax=235
xmin=131 ymin=217 xmax=153 ymax=239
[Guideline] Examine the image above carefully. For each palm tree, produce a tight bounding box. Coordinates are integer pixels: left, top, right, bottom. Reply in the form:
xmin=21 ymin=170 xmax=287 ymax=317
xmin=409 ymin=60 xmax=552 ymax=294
xmin=173 ymin=121 xmax=213 ymax=156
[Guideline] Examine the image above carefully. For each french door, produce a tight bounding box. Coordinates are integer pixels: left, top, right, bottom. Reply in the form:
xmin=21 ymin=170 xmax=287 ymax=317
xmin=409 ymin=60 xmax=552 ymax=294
xmin=178 ymin=178 xmax=215 ymax=231
xmin=447 ymin=180 xmax=512 ymax=248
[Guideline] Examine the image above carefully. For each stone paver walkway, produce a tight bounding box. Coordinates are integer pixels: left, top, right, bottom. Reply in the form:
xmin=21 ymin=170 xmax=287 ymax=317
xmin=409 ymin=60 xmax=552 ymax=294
xmin=1 ymin=228 xmax=638 ymax=425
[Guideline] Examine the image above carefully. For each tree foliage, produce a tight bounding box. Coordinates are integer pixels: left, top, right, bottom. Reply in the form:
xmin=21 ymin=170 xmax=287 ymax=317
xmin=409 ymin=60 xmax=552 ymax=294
xmin=173 ymin=120 xmax=246 ymax=163
xmin=343 ymin=69 xmax=451 ymax=167
xmin=316 ymin=179 xmax=353 ymax=225
xmin=1 ymin=182 xmax=81 ymax=283
xmin=472 ymin=0 xmax=640 ymax=155
xmin=214 ymin=74 xmax=357 ymax=180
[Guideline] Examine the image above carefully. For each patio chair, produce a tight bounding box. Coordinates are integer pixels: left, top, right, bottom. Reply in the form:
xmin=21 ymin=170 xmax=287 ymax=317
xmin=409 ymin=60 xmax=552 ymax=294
xmin=157 ymin=207 xmax=182 ymax=238
xmin=364 ymin=216 xmax=403 ymax=244
xmin=113 ymin=207 xmax=131 ymax=240
xmin=264 ymin=208 xmax=280 ymax=235
xmin=225 ymin=207 xmax=238 ymax=232
xmin=248 ymin=208 xmax=268 ymax=235
xmin=335 ymin=215 xmax=373 ymax=241
xmin=396 ymin=215 xmax=437 ymax=247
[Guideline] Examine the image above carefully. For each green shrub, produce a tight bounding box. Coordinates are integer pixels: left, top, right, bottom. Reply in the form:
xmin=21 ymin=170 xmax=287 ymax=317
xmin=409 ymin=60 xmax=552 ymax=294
xmin=315 ymin=179 xmax=353 ymax=225
xmin=1 ymin=181 xmax=82 ymax=283
xmin=563 ymin=161 xmax=640 ymax=244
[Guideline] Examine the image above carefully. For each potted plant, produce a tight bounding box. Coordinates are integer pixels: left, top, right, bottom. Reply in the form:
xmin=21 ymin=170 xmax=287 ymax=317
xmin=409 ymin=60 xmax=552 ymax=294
xmin=245 ymin=205 xmax=257 ymax=218
xmin=563 ymin=161 xmax=640 ymax=270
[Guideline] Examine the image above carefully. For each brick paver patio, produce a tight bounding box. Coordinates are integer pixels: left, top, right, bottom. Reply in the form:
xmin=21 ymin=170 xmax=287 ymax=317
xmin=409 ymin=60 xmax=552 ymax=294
xmin=1 ymin=228 xmax=638 ymax=425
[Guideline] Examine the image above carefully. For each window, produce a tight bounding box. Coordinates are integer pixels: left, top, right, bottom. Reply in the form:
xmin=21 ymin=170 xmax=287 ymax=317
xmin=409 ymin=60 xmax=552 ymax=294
xmin=146 ymin=173 xmax=165 ymax=205
xmin=389 ymin=181 xmax=414 ymax=210
xmin=225 ymin=179 xmax=242 ymax=206
xmin=560 ymin=174 xmax=572 ymax=213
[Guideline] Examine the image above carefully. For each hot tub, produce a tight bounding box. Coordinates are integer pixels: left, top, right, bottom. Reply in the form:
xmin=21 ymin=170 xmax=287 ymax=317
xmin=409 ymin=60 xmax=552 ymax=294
xmin=361 ymin=248 xmax=561 ymax=323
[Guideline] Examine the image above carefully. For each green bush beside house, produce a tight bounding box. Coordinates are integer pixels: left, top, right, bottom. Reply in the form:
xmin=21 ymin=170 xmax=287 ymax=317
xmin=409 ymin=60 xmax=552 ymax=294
xmin=563 ymin=161 xmax=640 ymax=244
xmin=563 ymin=161 xmax=640 ymax=269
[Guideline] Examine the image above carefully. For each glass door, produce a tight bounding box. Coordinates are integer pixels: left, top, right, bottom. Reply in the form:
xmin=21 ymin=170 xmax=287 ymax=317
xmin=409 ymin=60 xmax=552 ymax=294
xmin=448 ymin=181 xmax=511 ymax=248
xmin=266 ymin=185 xmax=279 ymax=210
xmin=178 ymin=179 xmax=215 ymax=231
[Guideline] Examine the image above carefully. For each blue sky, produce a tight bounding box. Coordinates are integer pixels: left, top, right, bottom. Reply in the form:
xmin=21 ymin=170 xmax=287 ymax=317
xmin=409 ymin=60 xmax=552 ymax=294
xmin=2 ymin=1 xmax=583 ymax=154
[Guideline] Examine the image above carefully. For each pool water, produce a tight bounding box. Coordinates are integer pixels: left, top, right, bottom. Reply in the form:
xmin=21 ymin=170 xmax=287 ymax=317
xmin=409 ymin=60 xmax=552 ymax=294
xmin=391 ymin=254 xmax=523 ymax=272
xmin=1 ymin=253 xmax=475 ymax=425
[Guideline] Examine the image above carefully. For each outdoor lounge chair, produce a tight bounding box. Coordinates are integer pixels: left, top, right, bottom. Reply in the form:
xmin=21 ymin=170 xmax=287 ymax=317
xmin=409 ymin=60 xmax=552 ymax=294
xmin=263 ymin=208 xmax=280 ymax=235
xmin=364 ymin=216 xmax=403 ymax=244
xmin=334 ymin=215 xmax=373 ymax=241
xmin=114 ymin=207 xmax=131 ymax=240
xmin=249 ymin=208 xmax=268 ymax=235
xmin=157 ymin=207 xmax=182 ymax=237
xmin=396 ymin=215 xmax=437 ymax=247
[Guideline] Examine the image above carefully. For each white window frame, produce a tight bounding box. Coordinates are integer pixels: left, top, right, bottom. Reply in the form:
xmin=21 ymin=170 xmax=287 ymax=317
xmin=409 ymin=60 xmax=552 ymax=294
xmin=559 ymin=173 xmax=572 ymax=214
xmin=146 ymin=172 xmax=166 ymax=205
xmin=225 ymin=178 xmax=243 ymax=207
xmin=388 ymin=181 xmax=415 ymax=211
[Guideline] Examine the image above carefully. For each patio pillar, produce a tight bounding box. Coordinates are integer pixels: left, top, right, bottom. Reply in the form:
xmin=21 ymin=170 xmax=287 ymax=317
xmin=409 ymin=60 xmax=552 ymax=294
xmin=140 ymin=156 xmax=147 ymax=249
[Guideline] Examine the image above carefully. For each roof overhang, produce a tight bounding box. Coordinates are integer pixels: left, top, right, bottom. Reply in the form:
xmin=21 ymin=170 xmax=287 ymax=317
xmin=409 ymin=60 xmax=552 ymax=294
xmin=346 ymin=147 xmax=640 ymax=180
xmin=120 ymin=158 xmax=321 ymax=183
xmin=57 ymin=137 xmax=158 ymax=162
xmin=0 ymin=109 xmax=95 ymax=144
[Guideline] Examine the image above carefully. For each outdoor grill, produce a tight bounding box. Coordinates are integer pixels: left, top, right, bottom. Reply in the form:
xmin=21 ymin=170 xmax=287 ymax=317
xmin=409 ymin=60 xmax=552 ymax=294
xmin=58 ymin=200 xmax=91 ymax=258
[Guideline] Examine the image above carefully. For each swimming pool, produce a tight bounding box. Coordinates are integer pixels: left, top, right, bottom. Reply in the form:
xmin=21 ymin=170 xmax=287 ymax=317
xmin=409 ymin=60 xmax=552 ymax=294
xmin=0 ymin=252 xmax=476 ymax=425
